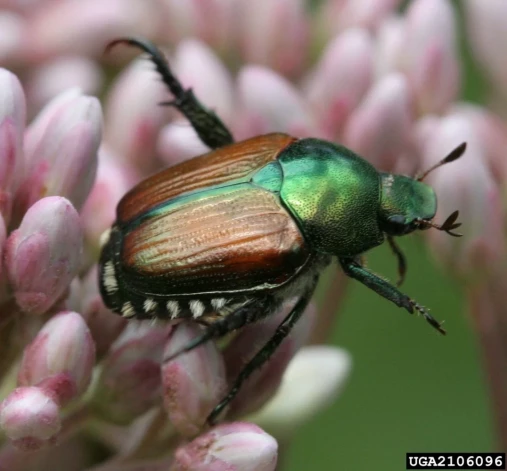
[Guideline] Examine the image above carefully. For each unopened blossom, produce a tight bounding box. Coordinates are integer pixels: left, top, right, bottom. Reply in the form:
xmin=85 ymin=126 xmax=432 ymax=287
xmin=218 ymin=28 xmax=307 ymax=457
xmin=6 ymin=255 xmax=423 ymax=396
xmin=17 ymin=311 xmax=95 ymax=401
xmin=344 ymin=73 xmax=413 ymax=170
xmin=417 ymin=112 xmax=505 ymax=278
xmin=0 ymin=68 xmax=25 ymax=223
xmin=305 ymin=28 xmax=374 ymax=139
xmin=78 ymin=266 xmax=127 ymax=359
xmin=237 ymin=65 xmax=317 ymax=139
xmin=401 ymin=0 xmax=460 ymax=114
xmin=25 ymin=56 xmax=104 ymax=113
xmin=237 ymin=0 xmax=309 ymax=77
xmin=162 ymin=322 xmax=227 ymax=437
xmin=464 ymin=0 xmax=507 ymax=104
xmin=5 ymin=196 xmax=83 ymax=315
xmin=104 ymin=57 xmax=172 ymax=172
xmin=93 ymin=322 xmax=171 ymax=425
xmin=0 ymin=386 xmax=61 ymax=451
xmin=251 ymin=346 xmax=352 ymax=439
xmin=1 ymin=311 xmax=95 ymax=451
xmin=171 ymin=422 xmax=278 ymax=471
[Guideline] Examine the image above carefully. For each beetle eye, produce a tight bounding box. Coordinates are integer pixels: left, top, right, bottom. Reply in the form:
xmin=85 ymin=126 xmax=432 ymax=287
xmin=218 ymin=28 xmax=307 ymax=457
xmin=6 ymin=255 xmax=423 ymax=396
xmin=388 ymin=215 xmax=405 ymax=226
xmin=386 ymin=215 xmax=410 ymax=236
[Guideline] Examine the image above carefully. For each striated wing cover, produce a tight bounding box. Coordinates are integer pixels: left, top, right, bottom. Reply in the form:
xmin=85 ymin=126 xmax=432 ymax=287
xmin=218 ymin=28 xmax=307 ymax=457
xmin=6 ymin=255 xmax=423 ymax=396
xmin=120 ymin=183 xmax=310 ymax=296
xmin=117 ymin=133 xmax=296 ymax=224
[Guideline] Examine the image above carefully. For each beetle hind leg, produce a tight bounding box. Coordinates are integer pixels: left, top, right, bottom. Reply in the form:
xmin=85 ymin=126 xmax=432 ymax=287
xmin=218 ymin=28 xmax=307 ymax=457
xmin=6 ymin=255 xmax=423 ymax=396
xmin=206 ymin=281 xmax=317 ymax=424
xmin=106 ymin=37 xmax=234 ymax=150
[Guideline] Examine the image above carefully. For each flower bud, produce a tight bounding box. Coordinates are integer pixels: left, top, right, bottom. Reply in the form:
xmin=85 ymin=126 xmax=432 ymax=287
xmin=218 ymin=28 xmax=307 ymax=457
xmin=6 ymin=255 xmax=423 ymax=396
xmin=0 ymin=12 xmax=24 ymax=65
xmin=26 ymin=56 xmax=103 ymax=113
xmin=5 ymin=197 xmax=83 ymax=315
xmin=0 ymin=68 xmax=26 ymax=222
xmin=0 ymin=386 xmax=61 ymax=451
xmin=465 ymin=0 xmax=507 ymax=102
xmin=237 ymin=65 xmax=317 ymax=139
xmin=80 ymin=266 xmax=127 ymax=358
xmin=104 ymin=56 xmax=173 ymax=172
xmin=80 ymin=149 xmax=137 ymax=258
xmin=250 ymin=346 xmax=352 ymax=439
xmin=15 ymin=88 xmax=101 ymax=217
xmin=305 ymin=29 xmax=373 ymax=139
xmin=402 ymin=0 xmax=460 ymax=113
xmin=18 ymin=311 xmax=96 ymax=404
xmin=171 ymin=422 xmax=277 ymax=471
xmin=162 ymin=322 xmax=227 ymax=437
xmin=23 ymin=0 xmax=158 ymax=60
xmin=315 ymin=0 xmax=401 ymax=38
xmin=237 ymin=0 xmax=309 ymax=77
xmin=93 ymin=322 xmax=171 ymax=424
xmin=417 ymin=112 xmax=505 ymax=277
xmin=344 ymin=73 xmax=413 ymax=170
xmin=159 ymin=0 xmax=235 ymax=53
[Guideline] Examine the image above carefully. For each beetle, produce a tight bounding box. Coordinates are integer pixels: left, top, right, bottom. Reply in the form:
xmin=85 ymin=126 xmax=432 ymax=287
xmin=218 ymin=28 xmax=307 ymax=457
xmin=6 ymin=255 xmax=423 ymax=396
xmin=99 ymin=37 xmax=465 ymax=424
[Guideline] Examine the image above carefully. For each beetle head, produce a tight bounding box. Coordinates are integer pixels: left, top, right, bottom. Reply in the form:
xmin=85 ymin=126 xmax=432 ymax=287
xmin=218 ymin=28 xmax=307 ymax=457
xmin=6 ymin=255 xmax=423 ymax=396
xmin=378 ymin=142 xmax=466 ymax=238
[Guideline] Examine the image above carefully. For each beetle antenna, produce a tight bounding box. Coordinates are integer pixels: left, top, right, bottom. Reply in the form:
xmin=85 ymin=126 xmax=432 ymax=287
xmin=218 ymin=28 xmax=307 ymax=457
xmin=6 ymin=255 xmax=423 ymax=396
xmin=418 ymin=210 xmax=463 ymax=237
xmin=416 ymin=142 xmax=467 ymax=182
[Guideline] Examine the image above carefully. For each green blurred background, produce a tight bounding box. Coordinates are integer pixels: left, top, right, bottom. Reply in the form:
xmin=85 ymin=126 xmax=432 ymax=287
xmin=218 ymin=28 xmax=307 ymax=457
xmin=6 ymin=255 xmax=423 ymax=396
xmin=286 ymin=240 xmax=492 ymax=470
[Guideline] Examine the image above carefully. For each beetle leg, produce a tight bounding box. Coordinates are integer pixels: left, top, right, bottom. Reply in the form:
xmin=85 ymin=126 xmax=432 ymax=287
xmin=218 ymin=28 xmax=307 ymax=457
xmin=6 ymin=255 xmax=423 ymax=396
xmin=106 ymin=37 xmax=234 ymax=149
xmin=386 ymin=235 xmax=407 ymax=286
xmin=207 ymin=279 xmax=318 ymax=425
xmin=339 ymin=257 xmax=446 ymax=335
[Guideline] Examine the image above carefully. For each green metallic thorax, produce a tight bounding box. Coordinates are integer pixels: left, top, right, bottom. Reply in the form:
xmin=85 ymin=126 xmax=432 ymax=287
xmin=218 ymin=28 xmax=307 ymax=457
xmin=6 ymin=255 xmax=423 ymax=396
xmin=256 ymin=138 xmax=384 ymax=257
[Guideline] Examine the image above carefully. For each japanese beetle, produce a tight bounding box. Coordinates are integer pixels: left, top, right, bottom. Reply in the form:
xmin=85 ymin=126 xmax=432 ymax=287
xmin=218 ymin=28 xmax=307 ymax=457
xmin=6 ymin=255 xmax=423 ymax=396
xmin=99 ymin=38 xmax=465 ymax=424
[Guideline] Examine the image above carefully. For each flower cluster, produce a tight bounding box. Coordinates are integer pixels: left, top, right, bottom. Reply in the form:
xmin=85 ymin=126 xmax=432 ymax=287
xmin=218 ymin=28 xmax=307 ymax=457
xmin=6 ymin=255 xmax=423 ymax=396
xmin=0 ymin=0 xmax=506 ymax=469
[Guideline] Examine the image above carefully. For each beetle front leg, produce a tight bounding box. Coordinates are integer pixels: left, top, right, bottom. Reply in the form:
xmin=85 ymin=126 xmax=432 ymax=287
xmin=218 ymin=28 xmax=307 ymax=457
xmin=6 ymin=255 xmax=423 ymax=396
xmin=207 ymin=279 xmax=318 ymax=425
xmin=106 ymin=37 xmax=234 ymax=149
xmin=339 ymin=257 xmax=446 ymax=335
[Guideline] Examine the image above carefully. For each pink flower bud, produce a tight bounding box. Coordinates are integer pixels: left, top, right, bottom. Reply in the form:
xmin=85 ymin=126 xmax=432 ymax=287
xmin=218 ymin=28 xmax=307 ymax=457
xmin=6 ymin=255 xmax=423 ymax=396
xmin=0 ymin=386 xmax=61 ymax=451
xmin=23 ymin=0 xmax=159 ymax=61
xmin=25 ymin=57 xmax=104 ymax=114
xmin=80 ymin=266 xmax=127 ymax=358
xmin=251 ymin=346 xmax=352 ymax=438
xmin=305 ymin=28 xmax=373 ymax=139
xmin=237 ymin=65 xmax=317 ymax=139
xmin=344 ymin=73 xmax=413 ymax=170
xmin=237 ymin=0 xmax=309 ymax=77
xmin=104 ymin=57 xmax=171 ymax=172
xmin=162 ymin=323 xmax=227 ymax=437
xmin=374 ymin=15 xmax=405 ymax=77
xmin=402 ymin=0 xmax=460 ymax=113
xmin=223 ymin=301 xmax=316 ymax=418
xmin=80 ymin=149 xmax=137 ymax=256
xmin=5 ymin=196 xmax=83 ymax=315
xmin=0 ymin=12 xmax=24 ymax=64
xmin=159 ymin=0 xmax=235 ymax=52
xmin=18 ymin=311 xmax=95 ymax=404
xmin=171 ymin=422 xmax=277 ymax=471
xmin=94 ymin=322 xmax=171 ymax=424
xmin=465 ymin=0 xmax=507 ymax=101
xmin=316 ymin=0 xmax=401 ymax=37
xmin=451 ymin=103 xmax=507 ymax=187
xmin=0 ymin=68 xmax=26 ymax=222
xmin=158 ymin=122 xmax=210 ymax=167
xmin=15 ymin=88 xmax=101 ymax=217
xmin=174 ymin=39 xmax=234 ymax=123
xmin=417 ymin=112 xmax=505 ymax=277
